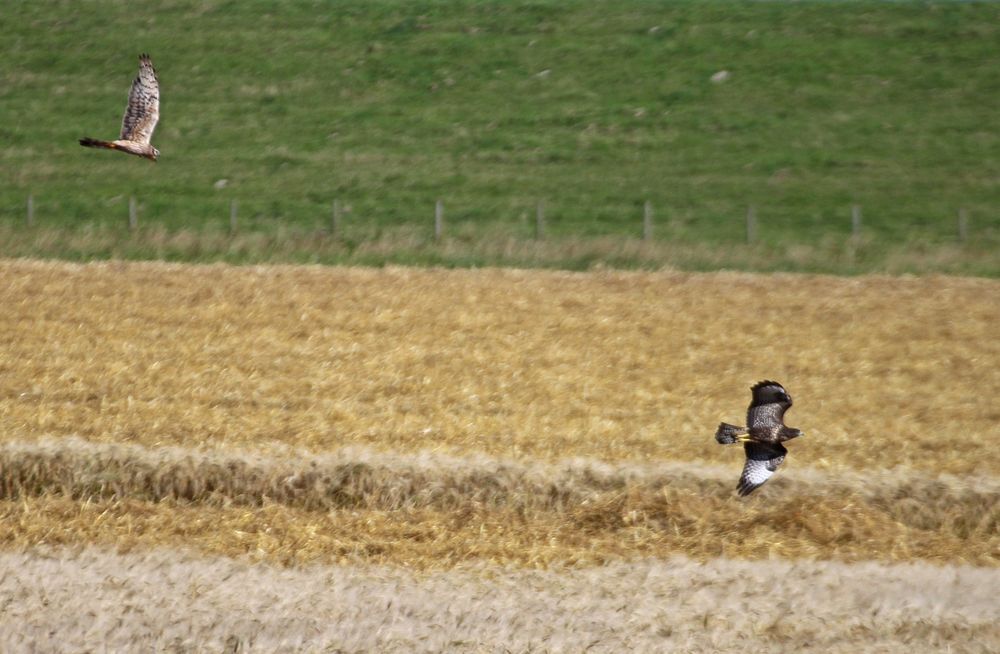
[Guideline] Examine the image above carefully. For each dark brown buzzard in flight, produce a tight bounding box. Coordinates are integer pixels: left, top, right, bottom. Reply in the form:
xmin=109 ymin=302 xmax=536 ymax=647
xmin=715 ymin=380 xmax=803 ymax=496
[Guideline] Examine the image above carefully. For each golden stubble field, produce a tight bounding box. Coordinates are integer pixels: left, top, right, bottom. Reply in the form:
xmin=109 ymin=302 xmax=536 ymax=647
xmin=3 ymin=259 xmax=998 ymax=469
xmin=0 ymin=258 xmax=997 ymax=570
xmin=2 ymin=259 xmax=999 ymax=651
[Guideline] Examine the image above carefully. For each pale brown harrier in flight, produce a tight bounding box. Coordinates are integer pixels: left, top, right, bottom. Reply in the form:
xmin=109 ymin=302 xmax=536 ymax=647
xmin=715 ymin=380 xmax=803 ymax=496
xmin=80 ymin=54 xmax=160 ymax=161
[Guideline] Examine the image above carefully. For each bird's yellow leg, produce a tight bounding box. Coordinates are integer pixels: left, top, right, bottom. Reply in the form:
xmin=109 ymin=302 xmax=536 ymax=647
xmin=734 ymin=434 xmax=754 ymax=443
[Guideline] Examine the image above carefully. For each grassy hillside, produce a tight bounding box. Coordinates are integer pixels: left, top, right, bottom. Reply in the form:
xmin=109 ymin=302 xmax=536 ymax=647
xmin=2 ymin=1 xmax=998 ymax=273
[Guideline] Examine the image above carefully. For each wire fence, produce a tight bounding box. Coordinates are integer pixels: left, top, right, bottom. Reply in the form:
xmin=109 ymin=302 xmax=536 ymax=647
xmin=4 ymin=192 xmax=995 ymax=249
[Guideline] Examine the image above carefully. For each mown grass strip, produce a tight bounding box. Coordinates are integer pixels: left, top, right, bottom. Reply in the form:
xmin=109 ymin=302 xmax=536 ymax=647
xmin=4 ymin=547 xmax=999 ymax=653
xmin=1 ymin=224 xmax=998 ymax=276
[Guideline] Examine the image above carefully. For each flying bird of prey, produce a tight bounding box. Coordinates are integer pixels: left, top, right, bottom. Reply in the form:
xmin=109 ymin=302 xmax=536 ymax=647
xmin=715 ymin=380 xmax=803 ymax=496
xmin=80 ymin=54 xmax=160 ymax=161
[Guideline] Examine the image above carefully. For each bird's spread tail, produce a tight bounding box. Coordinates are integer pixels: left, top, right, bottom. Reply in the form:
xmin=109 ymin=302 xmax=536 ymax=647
xmin=79 ymin=137 xmax=116 ymax=150
xmin=715 ymin=422 xmax=745 ymax=445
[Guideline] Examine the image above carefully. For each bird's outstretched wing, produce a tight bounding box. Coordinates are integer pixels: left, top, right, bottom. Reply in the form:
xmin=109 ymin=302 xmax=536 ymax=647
xmin=746 ymin=380 xmax=792 ymax=438
xmin=120 ymin=54 xmax=159 ymax=144
xmin=737 ymin=441 xmax=787 ymax=496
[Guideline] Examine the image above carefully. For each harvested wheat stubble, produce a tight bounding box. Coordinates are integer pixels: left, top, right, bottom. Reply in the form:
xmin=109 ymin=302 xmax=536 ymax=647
xmin=0 ymin=439 xmax=996 ymax=567
xmin=4 ymin=436 xmax=999 ymax=507
xmin=1 ymin=546 xmax=998 ymax=654
xmin=1 ymin=260 xmax=998 ymax=568
xmin=1 ymin=259 xmax=998 ymax=474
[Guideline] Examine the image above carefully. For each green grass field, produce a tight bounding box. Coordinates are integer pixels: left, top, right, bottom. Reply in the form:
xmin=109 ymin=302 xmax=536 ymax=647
xmin=2 ymin=1 xmax=998 ymax=273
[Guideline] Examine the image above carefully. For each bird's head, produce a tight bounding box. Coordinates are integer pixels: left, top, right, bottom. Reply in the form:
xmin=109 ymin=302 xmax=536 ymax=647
xmin=750 ymin=380 xmax=792 ymax=408
xmin=146 ymin=147 xmax=160 ymax=162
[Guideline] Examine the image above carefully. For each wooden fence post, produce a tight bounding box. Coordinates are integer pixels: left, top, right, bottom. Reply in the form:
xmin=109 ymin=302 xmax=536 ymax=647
xmin=958 ymin=208 xmax=968 ymax=242
xmin=434 ymin=200 xmax=444 ymax=241
xmin=535 ymin=201 xmax=545 ymax=240
xmin=128 ymin=196 xmax=138 ymax=231
xmin=851 ymin=205 xmax=862 ymax=240
xmin=643 ymin=201 xmax=653 ymax=241
xmin=745 ymin=205 xmax=756 ymax=244
xmin=229 ymin=199 xmax=238 ymax=234
xmin=27 ymin=194 xmax=34 ymax=227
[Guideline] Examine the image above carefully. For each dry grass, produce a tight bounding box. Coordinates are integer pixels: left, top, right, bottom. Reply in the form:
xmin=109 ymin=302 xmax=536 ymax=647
xmin=1 ymin=258 xmax=997 ymax=650
xmin=0 ymin=439 xmax=996 ymax=568
xmin=0 ymin=259 xmax=997 ymax=569
xmin=3 ymin=222 xmax=1000 ymax=276
xmin=1 ymin=259 xmax=998 ymax=474
xmin=2 ymin=546 xmax=998 ymax=653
